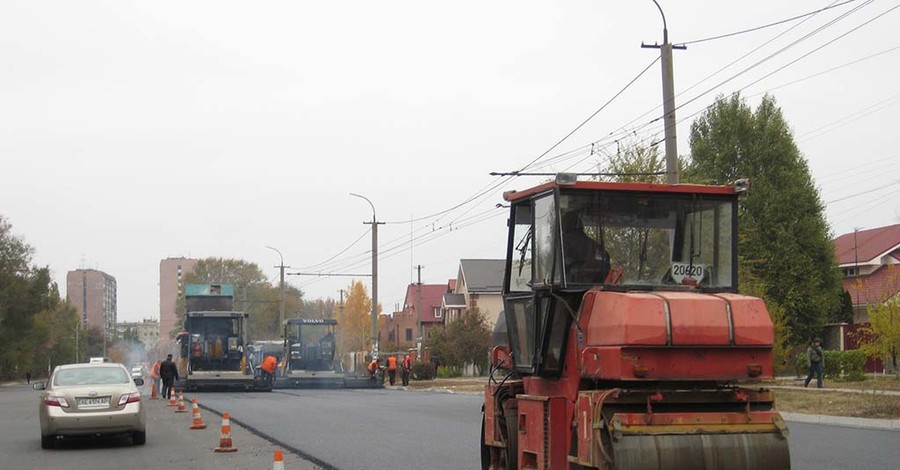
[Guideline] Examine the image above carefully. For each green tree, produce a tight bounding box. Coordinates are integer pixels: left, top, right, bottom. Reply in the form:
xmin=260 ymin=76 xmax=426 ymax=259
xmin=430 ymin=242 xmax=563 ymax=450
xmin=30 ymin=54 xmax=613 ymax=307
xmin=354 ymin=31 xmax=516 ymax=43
xmin=601 ymin=139 xmax=667 ymax=184
xmin=427 ymin=308 xmax=491 ymax=374
xmin=686 ymin=93 xmax=843 ymax=342
xmin=836 ymin=290 xmax=854 ymax=324
xmin=0 ymin=216 xmax=75 ymax=379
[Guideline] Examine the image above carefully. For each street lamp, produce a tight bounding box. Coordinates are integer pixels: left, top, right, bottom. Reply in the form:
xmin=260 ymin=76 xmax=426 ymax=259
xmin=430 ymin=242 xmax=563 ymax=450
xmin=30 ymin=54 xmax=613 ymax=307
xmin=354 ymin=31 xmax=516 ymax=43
xmin=642 ymin=0 xmax=685 ymax=184
xmin=266 ymin=246 xmax=287 ymax=331
xmin=350 ymin=192 xmax=383 ymax=358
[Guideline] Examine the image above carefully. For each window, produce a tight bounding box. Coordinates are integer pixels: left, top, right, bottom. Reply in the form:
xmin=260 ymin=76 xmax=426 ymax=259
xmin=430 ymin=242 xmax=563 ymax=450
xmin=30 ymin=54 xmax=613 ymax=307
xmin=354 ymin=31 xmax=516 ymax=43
xmin=388 ymin=331 xmax=395 ymax=342
xmin=508 ymin=202 xmax=534 ymax=292
xmin=434 ymin=307 xmax=442 ymax=318
xmin=405 ymin=328 xmax=413 ymax=341
xmin=842 ymin=267 xmax=858 ymax=277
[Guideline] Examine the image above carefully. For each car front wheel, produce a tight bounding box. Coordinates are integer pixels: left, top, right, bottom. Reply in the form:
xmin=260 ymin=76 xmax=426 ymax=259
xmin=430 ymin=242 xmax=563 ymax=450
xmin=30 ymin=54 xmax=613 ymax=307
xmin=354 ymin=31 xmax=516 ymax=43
xmin=41 ymin=435 xmax=55 ymax=449
xmin=132 ymin=430 xmax=146 ymax=446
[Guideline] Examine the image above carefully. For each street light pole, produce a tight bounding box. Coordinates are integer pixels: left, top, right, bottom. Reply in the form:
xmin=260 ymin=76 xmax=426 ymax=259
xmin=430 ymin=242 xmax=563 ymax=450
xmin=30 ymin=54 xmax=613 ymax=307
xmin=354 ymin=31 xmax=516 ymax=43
xmin=350 ymin=192 xmax=383 ymax=358
xmin=266 ymin=246 xmax=287 ymax=331
xmin=642 ymin=0 xmax=685 ymax=184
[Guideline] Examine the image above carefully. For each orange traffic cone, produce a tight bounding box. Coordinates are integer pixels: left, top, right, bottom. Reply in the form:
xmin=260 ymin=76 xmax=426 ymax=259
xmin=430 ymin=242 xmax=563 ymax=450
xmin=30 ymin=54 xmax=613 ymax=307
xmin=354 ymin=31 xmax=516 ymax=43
xmin=214 ymin=412 xmax=238 ymax=452
xmin=272 ymin=450 xmax=285 ymax=470
xmin=175 ymin=391 xmax=188 ymax=413
xmin=189 ymin=399 xmax=207 ymax=429
xmin=150 ymin=382 xmax=159 ymax=400
xmin=167 ymin=387 xmax=177 ymax=407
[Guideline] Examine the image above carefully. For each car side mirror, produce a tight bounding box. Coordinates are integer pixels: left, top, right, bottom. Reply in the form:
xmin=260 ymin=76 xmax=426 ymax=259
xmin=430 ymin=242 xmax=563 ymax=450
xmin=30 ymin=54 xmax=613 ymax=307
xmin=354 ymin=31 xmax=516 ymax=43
xmin=133 ymin=378 xmax=144 ymax=386
xmin=32 ymin=382 xmax=46 ymax=390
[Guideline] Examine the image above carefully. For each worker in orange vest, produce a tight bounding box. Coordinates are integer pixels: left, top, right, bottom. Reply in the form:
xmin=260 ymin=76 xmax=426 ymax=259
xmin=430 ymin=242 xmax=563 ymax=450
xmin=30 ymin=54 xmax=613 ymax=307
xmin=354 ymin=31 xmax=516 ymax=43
xmin=150 ymin=360 xmax=161 ymax=395
xmin=367 ymin=356 xmax=381 ymax=384
xmin=260 ymin=355 xmax=278 ymax=385
xmin=401 ymin=354 xmax=412 ymax=386
xmin=386 ymin=355 xmax=398 ymax=386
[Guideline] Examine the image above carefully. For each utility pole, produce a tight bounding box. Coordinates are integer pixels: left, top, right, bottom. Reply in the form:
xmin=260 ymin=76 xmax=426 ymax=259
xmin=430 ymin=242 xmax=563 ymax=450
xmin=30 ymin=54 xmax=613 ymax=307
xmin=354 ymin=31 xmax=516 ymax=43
xmin=642 ymin=0 xmax=685 ymax=184
xmin=338 ymin=289 xmax=345 ymax=362
xmin=266 ymin=246 xmax=290 ymax=334
xmin=350 ymin=193 xmax=384 ymax=358
xmin=416 ymin=265 xmax=423 ymax=360
xmin=853 ymin=227 xmax=861 ymax=322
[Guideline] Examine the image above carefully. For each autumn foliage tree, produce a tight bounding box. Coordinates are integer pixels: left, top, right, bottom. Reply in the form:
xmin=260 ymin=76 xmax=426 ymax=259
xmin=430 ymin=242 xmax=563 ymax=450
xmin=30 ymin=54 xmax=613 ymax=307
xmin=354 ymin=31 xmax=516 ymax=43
xmin=857 ymin=265 xmax=900 ymax=375
xmin=340 ymin=280 xmax=379 ymax=355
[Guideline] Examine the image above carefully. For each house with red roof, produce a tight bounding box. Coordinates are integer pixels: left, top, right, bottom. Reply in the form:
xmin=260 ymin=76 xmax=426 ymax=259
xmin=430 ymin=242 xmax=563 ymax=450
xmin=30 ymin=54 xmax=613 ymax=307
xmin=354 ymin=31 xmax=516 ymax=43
xmin=378 ymin=281 xmax=451 ymax=352
xmin=826 ymin=224 xmax=900 ymax=372
xmin=833 ymin=224 xmax=900 ymax=323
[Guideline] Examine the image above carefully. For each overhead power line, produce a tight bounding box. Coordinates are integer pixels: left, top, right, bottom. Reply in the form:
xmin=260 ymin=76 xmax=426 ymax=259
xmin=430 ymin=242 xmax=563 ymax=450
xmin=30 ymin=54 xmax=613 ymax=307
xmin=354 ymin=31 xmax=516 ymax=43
xmin=380 ymin=55 xmax=661 ymax=225
xmin=678 ymin=0 xmax=861 ymax=45
xmin=825 ymin=181 xmax=900 ymax=204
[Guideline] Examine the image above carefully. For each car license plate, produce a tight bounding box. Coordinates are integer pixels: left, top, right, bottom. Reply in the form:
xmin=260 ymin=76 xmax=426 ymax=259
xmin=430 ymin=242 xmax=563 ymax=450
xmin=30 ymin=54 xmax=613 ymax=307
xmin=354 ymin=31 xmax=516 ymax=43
xmin=77 ymin=397 xmax=110 ymax=406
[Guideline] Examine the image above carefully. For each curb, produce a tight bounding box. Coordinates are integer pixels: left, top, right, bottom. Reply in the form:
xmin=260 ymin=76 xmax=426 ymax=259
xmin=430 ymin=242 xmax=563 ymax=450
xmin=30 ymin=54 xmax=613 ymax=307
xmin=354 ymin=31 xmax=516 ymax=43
xmin=781 ymin=412 xmax=900 ymax=431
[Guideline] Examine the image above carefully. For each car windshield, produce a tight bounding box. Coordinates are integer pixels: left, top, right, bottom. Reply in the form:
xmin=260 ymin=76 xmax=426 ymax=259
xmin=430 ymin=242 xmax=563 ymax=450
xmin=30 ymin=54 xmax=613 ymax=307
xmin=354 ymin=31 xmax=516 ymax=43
xmin=54 ymin=367 xmax=130 ymax=386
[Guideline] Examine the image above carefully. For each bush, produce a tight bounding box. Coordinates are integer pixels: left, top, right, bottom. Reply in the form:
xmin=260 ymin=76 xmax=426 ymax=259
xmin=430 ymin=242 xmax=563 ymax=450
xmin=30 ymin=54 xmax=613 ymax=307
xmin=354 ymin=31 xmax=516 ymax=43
xmin=823 ymin=350 xmax=867 ymax=381
xmin=436 ymin=365 xmax=462 ymax=379
xmin=412 ymin=362 xmax=436 ymax=381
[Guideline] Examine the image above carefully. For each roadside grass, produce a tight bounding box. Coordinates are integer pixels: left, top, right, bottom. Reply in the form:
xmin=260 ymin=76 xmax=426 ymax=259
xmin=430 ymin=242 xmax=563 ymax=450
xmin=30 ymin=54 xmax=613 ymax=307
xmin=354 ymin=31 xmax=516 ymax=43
xmin=776 ymin=374 xmax=900 ymax=392
xmin=825 ymin=375 xmax=900 ymax=392
xmin=407 ymin=377 xmax=900 ymax=419
xmin=774 ymin=389 xmax=900 ymax=419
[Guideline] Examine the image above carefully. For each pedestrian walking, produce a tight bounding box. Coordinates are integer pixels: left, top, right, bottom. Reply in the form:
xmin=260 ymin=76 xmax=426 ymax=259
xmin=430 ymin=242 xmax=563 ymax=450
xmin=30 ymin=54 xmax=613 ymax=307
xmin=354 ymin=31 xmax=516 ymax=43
xmin=159 ymin=354 xmax=179 ymax=399
xmin=25 ymin=371 xmax=32 ymax=384
xmin=401 ymin=354 xmax=412 ymax=386
xmin=804 ymin=338 xmax=824 ymax=388
xmin=387 ymin=355 xmax=398 ymax=386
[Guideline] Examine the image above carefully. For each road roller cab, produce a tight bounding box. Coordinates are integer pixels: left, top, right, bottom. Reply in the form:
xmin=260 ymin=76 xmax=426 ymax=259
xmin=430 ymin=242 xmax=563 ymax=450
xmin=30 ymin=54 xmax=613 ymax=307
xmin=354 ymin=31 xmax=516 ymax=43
xmin=482 ymin=175 xmax=790 ymax=470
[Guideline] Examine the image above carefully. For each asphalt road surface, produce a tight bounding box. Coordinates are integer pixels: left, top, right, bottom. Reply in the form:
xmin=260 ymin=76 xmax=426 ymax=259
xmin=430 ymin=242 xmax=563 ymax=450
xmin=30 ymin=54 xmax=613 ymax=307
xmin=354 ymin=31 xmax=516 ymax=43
xmin=0 ymin=382 xmax=322 ymax=470
xmin=197 ymin=387 xmax=900 ymax=470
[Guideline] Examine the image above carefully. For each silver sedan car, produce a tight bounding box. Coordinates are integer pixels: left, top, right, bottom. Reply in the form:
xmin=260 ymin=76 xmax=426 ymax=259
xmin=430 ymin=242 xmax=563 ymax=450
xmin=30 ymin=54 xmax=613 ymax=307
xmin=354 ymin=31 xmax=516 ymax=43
xmin=34 ymin=362 xmax=147 ymax=449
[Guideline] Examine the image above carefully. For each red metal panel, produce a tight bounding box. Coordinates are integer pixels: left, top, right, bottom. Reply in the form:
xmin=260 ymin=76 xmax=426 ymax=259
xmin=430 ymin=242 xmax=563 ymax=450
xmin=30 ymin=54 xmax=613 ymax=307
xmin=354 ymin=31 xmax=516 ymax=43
xmin=716 ymin=293 xmax=774 ymax=345
xmin=517 ymin=398 xmax=545 ymax=469
xmin=659 ymin=292 xmax=730 ymax=345
xmin=586 ymin=346 xmax=773 ymax=381
xmin=504 ymin=180 xmax=736 ymax=202
xmin=575 ymin=394 xmax=594 ymax=465
xmin=483 ymin=386 xmax=500 ymax=445
xmin=583 ymin=291 xmax=667 ymax=346
xmin=516 ymin=396 xmax=568 ymax=470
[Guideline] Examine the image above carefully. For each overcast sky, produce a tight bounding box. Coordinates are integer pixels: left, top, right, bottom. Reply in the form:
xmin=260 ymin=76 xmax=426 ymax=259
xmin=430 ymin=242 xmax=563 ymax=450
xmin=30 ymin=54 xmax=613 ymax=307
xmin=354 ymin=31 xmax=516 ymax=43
xmin=2 ymin=1 xmax=897 ymax=322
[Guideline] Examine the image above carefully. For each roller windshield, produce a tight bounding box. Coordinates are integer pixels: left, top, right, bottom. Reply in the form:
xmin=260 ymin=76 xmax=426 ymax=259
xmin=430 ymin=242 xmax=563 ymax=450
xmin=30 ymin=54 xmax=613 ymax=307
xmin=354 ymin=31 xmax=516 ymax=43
xmin=558 ymin=190 xmax=736 ymax=290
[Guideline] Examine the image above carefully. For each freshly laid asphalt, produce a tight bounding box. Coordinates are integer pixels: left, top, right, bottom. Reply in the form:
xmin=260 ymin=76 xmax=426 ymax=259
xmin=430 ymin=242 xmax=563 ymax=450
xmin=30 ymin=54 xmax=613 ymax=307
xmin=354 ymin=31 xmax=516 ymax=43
xmin=195 ymin=382 xmax=900 ymax=470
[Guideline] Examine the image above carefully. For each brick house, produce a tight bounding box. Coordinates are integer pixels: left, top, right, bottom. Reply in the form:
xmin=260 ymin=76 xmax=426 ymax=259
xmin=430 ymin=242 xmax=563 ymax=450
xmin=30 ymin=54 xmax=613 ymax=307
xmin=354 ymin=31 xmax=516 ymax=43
xmin=826 ymin=224 xmax=900 ymax=372
xmin=379 ymin=282 xmax=450 ymax=352
xmin=833 ymin=224 xmax=900 ymax=323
